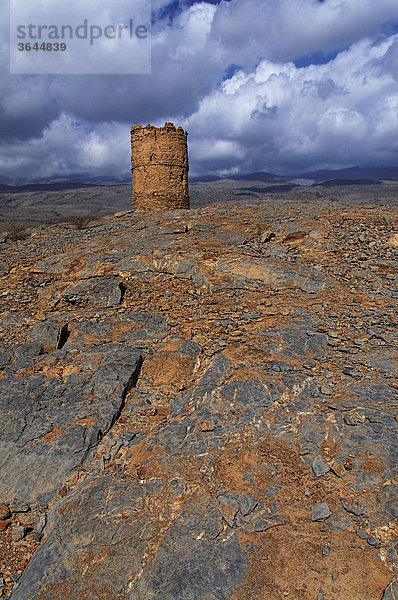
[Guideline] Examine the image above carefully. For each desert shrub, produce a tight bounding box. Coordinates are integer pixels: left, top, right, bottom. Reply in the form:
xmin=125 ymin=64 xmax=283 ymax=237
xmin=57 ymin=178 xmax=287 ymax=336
xmin=67 ymin=215 xmax=94 ymax=230
xmin=7 ymin=225 xmax=29 ymax=241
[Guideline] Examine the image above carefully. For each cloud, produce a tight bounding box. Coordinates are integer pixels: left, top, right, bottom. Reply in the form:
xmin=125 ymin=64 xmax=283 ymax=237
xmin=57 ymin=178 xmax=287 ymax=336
xmin=184 ymin=34 xmax=398 ymax=175
xmin=209 ymin=0 xmax=398 ymax=64
xmin=0 ymin=114 xmax=131 ymax=182
xmin=0 ymin=1 xmax=222 ymax=138
xmin=1 ymin=0 xmax=398 ymax=181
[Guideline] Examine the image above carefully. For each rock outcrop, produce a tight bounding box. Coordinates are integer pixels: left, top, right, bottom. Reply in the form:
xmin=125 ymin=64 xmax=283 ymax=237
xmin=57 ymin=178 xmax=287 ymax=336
xmin=0 ymin=195 xmax=396 ymax=599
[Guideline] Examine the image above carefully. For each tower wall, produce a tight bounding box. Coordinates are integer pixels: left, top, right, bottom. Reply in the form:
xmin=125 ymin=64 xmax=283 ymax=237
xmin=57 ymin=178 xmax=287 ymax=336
xmin=131 ymin=122 xmax=190 ymax=211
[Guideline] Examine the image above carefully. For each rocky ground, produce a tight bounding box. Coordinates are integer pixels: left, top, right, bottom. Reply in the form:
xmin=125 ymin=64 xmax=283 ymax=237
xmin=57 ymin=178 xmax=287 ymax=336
xmin=0 ymin=193 xmax=397 ymax=599
xmin=1 ymin=179 xmax=398 ymax=231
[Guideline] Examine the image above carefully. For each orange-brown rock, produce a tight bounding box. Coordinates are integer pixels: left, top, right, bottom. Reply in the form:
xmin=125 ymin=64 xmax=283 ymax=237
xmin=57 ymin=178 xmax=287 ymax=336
xmin=0 ymin=192 xmax=397 ymax=600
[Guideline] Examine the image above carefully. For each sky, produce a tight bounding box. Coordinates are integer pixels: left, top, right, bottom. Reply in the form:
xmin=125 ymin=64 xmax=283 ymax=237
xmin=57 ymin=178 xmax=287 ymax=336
xmin=1 ymin=0 xmax=398 ymax=183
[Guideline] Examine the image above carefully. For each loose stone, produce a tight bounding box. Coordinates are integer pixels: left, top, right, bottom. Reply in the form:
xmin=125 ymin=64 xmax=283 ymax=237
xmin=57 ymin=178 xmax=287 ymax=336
xmin=322 ymin=545 xmax=331 ymax=556
xmin=312 ymin=455 xmax=330 ymax=477
xmin=312 ymin=502 xmax=332 ymax=522
xmin=0 ymin=505 xmax=11 ymax=520
xmin=11 ymin=525 xmax=27 ymax=542
xmin=356 ymin=528 xmax=368 ymax=540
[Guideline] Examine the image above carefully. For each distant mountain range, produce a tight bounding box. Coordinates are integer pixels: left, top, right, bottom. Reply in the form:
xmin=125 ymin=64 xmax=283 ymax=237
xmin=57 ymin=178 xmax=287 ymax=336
xmin=1 ymin=166 xmax=397 ymax=191
xmin=190 ymin=172 xmax=285 ymax=183
xmin=0 ymin=182 xmax=99 ymax=193
xmin=312 ymin=178 xmax=383 ymax=188
xmin=192 ymin=166 xmax=398 ymax=183
xmin=0 ymin=174 xmax=130 ymax=190
xmin=230 ymin=171 xmax=284 ymax=182
xmin=299 ymin=166 xmax=398 ymax=181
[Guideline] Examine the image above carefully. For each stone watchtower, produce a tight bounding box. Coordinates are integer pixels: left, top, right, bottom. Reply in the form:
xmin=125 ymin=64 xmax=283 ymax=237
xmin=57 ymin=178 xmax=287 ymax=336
xmin=131 ymin=122 xmax=189 ymax=211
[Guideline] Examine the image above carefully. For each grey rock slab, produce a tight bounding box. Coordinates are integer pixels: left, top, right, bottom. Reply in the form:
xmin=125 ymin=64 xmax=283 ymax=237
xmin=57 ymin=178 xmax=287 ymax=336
xmin=61 ymin=276 xmax=123 ymax=308
xmin=384 ymin=541 xmax=398 ymax=574
xmin=297 ymin=265 xmax=334 ymax=292
xmin=27 ymin=320 xmax=67 ymax=353
xmin=279 ymin=328 xmax=328 ymax=360
xmin=376 ymin=482 xmax=398 ymax=520
xmin=11 ymin=473 xmax=159 ymax=600
xmin=0 ymin=345 xmax=14 ymax=367
xmin=161 ymin=375 xmax=274 ymax=458
xmin=312 ymin=455 xmax=330 ymax=477
xmin=212 ymin=256 xmax=333 ymax=292
xmin=0 ymin=345 xmax=143 ymax=505
xmin=218 ymin=378 xmax=272 ymax=429
xmin=244 ymin=513 xmax=287 ymax=533
xmin=367 ymin=355 xmax=397 ymax=375
xmin=155 ymin=420 xmax=189 ymax=452
xmin=349 ymin=383 xmax=397 ymax=407
xmin=144 ymin=509 xmax=248 ymax=600
xmin=192 ymin=354 xmax=232 ymax=400
xmin=356 ymin=528 xmax=368 ymax=540
xmin=237 ymin=494 xmax=258 ymax=517
xmin=12 ymin=343 xmax=43 ymax=362
xmin=312 ymin=502 xmax=332 ymax=522
xmin=382 ymin=580 xmax=398 ymax=600
xmin=340 ymin=498 xmax=365 ymax=516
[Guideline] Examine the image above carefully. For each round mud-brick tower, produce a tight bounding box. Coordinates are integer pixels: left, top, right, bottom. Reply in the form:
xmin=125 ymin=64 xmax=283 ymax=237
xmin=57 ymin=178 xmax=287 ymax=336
xmin=131 ymin=122 xmax=190 ymax=210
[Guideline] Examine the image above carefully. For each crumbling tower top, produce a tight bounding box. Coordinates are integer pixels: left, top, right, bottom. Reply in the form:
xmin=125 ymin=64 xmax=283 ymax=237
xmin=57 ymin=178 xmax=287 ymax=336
xmin=131 ymin=122 xmax=190 ymax=211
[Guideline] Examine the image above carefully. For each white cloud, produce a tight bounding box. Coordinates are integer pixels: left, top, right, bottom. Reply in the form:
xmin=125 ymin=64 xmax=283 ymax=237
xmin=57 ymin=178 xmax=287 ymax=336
xmin=183 ymin=33 xmax=398 ymax=174
xmin=0 ymin=114 xmax=130 ymax=182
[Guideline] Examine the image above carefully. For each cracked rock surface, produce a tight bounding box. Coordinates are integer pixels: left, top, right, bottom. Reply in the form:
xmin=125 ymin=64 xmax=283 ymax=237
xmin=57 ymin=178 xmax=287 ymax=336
xmin=0 ymin=196 xmax=397 ymax=599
